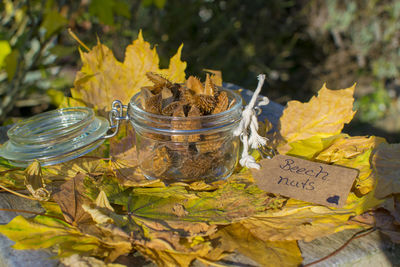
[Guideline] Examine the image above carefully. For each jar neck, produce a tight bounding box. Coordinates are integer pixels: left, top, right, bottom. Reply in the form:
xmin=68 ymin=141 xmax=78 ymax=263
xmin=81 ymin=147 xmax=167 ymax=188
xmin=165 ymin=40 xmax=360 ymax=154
xmin=128 ymin=88 xmax=243 ymax=134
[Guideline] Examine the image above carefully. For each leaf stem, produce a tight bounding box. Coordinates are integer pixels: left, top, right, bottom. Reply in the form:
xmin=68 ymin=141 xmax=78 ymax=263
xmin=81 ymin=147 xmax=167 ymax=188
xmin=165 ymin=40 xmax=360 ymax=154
xmin=197 ymin=257 xmax=230 ymax=267
xmin=0 ymin=184 xmax=37 ymax=201
xmin=0 ymin=208 xmax=70 ymax=225
xmin=302 ymin=227 xmax=376 ymax=267
xmin=68 ymin=28 xmax=90 ymax=51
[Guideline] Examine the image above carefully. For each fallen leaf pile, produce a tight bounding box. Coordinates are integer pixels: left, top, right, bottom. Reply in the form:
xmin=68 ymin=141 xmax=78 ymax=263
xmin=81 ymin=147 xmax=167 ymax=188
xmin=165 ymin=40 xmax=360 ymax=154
xmin=0 ymin=32 xmax=399 ymax=267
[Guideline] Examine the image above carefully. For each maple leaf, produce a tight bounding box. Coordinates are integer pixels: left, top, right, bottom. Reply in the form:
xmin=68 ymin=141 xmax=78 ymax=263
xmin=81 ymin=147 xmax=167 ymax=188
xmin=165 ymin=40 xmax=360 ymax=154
xmin=239 ymin=202 xmax=360 ymax=242
xmin=135 ymin=242 xmax=217 ymax=267
xmin=52 ymin=173 xmax=93 ymax=226
xmin=46 ymin=156 xmax=109 ymax=180
xmin=64 ymin=31 xmax=186 ymax=115
xmin=372 ymin=143 xmax=400 ymax=199
xmin=0 ymin=215 xmax=102 ymax=257
xmin=237 ymin=184 xmax=384 ymax=243
xmin=119 ymin=179 xmax=285 ymax=225
xmin=211 ymin=223 xmax=303 ymax=267
xmin=289 ymin=134 xmax=386 ymax=196
xmin=277 ymin=84 xmax=356 ymax=154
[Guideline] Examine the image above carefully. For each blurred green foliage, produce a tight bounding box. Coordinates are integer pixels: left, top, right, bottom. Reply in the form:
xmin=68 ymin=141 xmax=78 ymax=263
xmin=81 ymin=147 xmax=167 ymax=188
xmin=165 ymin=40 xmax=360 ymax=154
xmin=0 ymin=0 xmax=399 ymax=128
xmin=305 ymin=0 xmax=400 ymax=123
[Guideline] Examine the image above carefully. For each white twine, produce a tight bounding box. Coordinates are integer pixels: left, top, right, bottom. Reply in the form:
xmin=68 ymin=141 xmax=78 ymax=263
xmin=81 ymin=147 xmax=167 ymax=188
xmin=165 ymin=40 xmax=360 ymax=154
xmin=234 ymin=74 xmax=269 ymax=169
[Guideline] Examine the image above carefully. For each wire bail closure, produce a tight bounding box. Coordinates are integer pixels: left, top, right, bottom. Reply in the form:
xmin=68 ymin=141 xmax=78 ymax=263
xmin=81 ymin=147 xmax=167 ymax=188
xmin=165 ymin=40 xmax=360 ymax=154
xmin=103 ymin=100 xmax=128 ymax=139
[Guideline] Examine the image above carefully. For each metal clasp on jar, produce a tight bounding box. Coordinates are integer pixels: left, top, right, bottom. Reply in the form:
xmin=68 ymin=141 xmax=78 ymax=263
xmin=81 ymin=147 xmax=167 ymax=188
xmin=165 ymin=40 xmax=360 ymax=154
xmin=103 ymin=100 xmax=128 ymax=139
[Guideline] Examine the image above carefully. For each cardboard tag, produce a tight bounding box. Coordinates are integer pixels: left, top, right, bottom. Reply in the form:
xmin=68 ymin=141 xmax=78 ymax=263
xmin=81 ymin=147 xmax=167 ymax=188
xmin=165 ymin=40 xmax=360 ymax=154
xmin=251 ymin=155 xmax=358 ymax=208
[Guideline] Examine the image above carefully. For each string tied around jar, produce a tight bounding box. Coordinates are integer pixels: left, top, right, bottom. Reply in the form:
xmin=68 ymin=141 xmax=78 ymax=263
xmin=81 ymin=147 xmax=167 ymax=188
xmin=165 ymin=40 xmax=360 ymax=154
xmin=233 ymin=74 xmax=269 ymax=170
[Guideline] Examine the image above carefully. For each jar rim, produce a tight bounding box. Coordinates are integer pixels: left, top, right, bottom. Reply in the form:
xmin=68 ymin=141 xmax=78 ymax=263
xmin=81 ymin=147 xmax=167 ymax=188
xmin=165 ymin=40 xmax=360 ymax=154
xmin=7 ymin=107 xmax=95 ymax=143
xmin=1 ymin=107 xmax=108 ymax=166
xmin=128 ymin=87 xmax=243 ymax=121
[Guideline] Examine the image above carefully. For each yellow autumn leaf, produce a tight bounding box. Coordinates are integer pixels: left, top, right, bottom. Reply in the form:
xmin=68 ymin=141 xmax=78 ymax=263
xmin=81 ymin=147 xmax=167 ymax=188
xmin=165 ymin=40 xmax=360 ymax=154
xmin=159 ymin=44 xmax=186 ymax=83
xmin=212 ymin=223 xmax=303 ymax=267
xmin=372 ymin=143 xmax=400 ymax=199
xmin=316 ymin=135 xmax=386 ymax=163
xmin=315 ymin=135 xmax=386 ymax=195
xmin=287 ymin=134 xmax=385 ymax=196
xmin=342 ymin=190 xmax=383 ymax=215
xmin=287 ymin=134 xmax=346 ymax=160
xmin=66 ymin=30 xmax=186 ymax=115
xmin=278 ymin=84 xmax=356 ymax=154
xmin=136 ymin=244 xmax=213 ymax=267
xmin=240 ymin=200 xmax=361 ymax=242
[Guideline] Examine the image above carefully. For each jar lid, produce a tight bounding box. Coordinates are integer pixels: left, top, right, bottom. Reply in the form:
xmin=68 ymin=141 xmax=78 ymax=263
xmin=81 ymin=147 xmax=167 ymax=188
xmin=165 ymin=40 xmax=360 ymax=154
xmin=0 ymin=107 xmax=109 ymax=167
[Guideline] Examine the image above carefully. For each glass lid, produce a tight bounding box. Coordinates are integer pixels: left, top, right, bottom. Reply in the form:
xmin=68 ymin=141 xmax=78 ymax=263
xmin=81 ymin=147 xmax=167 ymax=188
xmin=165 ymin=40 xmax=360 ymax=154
xmin=0 ymin=107 xmax=109 ymax=167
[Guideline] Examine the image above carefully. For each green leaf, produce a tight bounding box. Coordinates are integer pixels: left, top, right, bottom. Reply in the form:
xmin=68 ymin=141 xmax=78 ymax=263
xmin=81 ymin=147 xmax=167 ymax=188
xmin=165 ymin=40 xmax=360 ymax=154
xmin=4 ymin=50 xmax=19 ymax=81
xmin=89 ymin=0 xmax=115 ymax=26
xmin=113 ymin=0 xmax=131 ymax=18
xmin=121 ymin=179 xmax=285 ymax=224
xmin=0 ymin=40 xmax=11 ymax=69
xmin=0 ymin=215 xmax=100 ymax=256
xmin=154 ymin=0 xmax=167 ymax=9
xmin=141 ymin=0 xmax=166 ymax=9
xmin=40 ymin=9 xmax=67 ymax=39
xmin=49 ymin=45 xmax=76 ymax=57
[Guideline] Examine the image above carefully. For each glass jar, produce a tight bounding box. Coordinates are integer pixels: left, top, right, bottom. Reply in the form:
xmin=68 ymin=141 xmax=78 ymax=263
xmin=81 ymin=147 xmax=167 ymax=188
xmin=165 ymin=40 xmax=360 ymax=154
xmin=127 ymin=88 xmax=242 ymax=183
xmin=0 ymin=107 xmax=109 ymax=166
xmin=0 ymin=89 xmax=243 ymax=184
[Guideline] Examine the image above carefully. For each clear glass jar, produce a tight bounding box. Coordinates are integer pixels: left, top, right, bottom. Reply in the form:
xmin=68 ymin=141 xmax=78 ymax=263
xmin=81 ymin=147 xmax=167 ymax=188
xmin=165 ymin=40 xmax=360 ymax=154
xmin=128 ymin=88 xmax=242 ymax=183
xmin=0 ymin=107 xmax=109 ymax=166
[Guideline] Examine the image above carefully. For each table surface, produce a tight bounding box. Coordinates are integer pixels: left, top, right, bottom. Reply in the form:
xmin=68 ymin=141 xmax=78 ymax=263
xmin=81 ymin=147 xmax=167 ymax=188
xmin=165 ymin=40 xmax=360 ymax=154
xmin=0 ymin=87 xmax=399 ymax=267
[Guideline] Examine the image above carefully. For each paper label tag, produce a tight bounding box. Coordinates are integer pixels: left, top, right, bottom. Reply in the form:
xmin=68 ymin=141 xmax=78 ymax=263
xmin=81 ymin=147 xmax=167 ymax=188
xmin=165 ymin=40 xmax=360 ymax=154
xmin=251 ymin=155 xmax=358 ymax=208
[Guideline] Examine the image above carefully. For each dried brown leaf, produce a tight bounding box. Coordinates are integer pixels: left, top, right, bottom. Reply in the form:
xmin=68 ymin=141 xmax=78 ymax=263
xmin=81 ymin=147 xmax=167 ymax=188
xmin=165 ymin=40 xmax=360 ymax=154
xmin=52 ymin=173 xmax=93 ymax=226
xmin=24 ymin=161 xmax=50 ymax=201
xmin=172 ymin=203 xmax=188 ymax=217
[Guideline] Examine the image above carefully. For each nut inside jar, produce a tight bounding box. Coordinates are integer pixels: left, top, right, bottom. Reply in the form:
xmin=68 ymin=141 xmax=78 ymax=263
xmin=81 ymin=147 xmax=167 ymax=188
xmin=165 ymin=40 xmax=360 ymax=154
xmin=128 ymin=72 xmax=242 ymax=183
